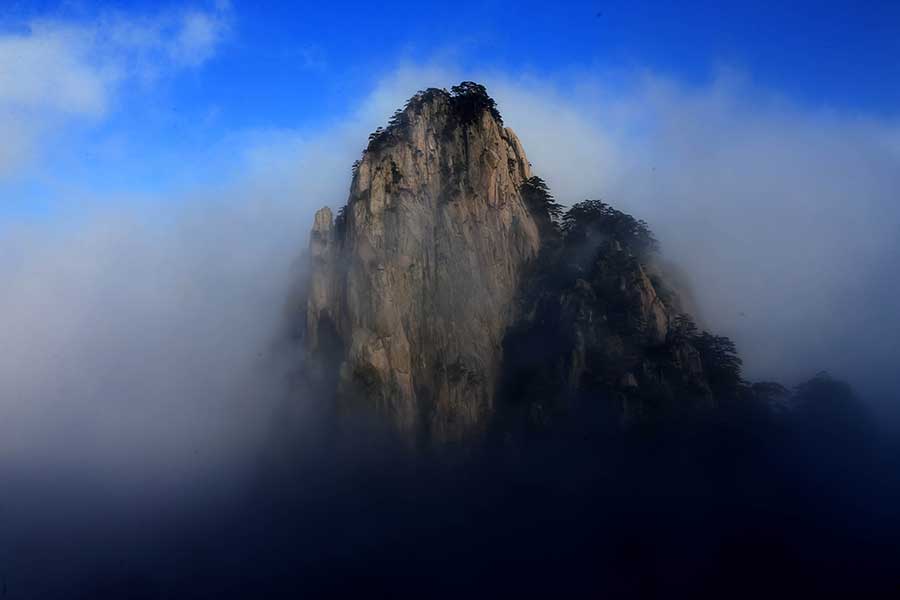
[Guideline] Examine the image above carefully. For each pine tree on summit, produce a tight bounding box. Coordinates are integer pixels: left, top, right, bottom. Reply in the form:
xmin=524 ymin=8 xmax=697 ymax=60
xmin=450 ymin=81 xmax=503 ymax=124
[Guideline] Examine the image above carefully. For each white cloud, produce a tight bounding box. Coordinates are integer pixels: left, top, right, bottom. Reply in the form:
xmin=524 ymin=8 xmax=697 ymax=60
xmin=102 ymin=5 xmax=231 ymax=72
xmin=170 ymin=10 xmax=224 ymax=66
xmin=0 ymin=191 xmax=306 ymax=495
xmin=0 ymin=3 xmax=230 ymax=178
xmin=0 ymin=24 xmax=109 ymax=116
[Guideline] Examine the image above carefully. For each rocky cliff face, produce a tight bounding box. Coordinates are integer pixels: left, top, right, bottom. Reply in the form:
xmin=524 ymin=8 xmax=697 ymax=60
xmin=306 ymin=85 xmax=541 ymax=442
xmin=303 ymin=83 xmax=726 ymax=443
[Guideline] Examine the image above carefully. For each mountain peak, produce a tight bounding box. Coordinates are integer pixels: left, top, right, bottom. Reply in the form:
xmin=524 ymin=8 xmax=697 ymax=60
xmin=361 ymin=82 xmax=506 ymax=157
xmin=305 ymin=84 xmax=540 ymax=443
xmin=302 ymin=83 xmax=739 ymax=444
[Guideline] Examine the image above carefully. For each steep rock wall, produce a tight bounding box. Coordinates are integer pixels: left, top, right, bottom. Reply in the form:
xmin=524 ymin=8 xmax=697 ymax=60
xmin=306 ymin=88 xmax=541 ymax=442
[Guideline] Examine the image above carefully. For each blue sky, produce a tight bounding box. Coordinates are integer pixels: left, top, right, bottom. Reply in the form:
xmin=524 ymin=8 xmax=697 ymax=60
xmin=1 ymin=0 xmax=898 ymax=214
xmin=8 ymin=0 xmax=899 ymax=112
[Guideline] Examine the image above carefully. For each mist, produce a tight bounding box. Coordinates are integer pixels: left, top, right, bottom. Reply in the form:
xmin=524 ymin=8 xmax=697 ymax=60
xmin=1 ymin=65 xmax=897 ymax=461
xmin=2 ymin=61 xmax=900 ymax=596
xmin=495 ymin=69 xmax=900 ymax=407
xmin=323 ymin=65 xmax=900 ymax=408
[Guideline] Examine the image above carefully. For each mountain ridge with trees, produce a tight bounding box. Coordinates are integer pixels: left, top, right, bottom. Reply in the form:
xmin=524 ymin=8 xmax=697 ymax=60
xmin=300 ymin=81 xmax=868 ymax=446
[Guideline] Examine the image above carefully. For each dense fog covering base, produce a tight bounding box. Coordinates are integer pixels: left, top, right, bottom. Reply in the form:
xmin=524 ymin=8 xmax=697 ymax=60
xmin=5 ymin=391 xmax=900 ymax=598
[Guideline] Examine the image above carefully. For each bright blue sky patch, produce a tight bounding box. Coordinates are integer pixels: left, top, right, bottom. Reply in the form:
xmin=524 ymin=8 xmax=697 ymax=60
xmin=0 ymin=0 xmax=898 ymax=214
xmin=0 ymin=1 xmax=900 ymax=213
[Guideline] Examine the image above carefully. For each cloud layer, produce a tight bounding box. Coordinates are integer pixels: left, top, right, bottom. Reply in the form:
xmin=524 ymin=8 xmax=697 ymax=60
xmin=0 ymin=3 xmax=230 ymax=177
xmin=0 ymin=199 xmax=302 ymax=499
xmin=2 ymin=58 xmax=899 ymax=509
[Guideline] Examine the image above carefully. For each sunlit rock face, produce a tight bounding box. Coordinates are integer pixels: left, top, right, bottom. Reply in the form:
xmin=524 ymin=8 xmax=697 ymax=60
xmin=306 ymin=86 xmax=541 ymax=443
xmin=303 ymin=84 xmax=725 ymax=444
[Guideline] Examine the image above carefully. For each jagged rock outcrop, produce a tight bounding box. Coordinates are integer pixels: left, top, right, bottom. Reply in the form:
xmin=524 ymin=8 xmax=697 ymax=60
xmin=306 ymin=84 xmax=541 ymax=442
xmin=499 ymin=200 xmax=715 ymax=430
xmin=301 ymin=83 xmax=734 ymax=443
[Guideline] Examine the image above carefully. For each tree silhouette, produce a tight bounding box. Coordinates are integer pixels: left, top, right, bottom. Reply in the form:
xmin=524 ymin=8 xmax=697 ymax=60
xmin=521 ymin=176 xmax=563 ymax=239
xmin=449 ymin=81 xmax=503 ymax=125
xmin=692 ymin=332 xmax=743 ymax=393
xmin=791 ymin=371 xmax=867 ymax=430
xmin=668 ymin=314 xmax=699 ymax=344
xmin=562 ymin=199 xmax=659 ymax=257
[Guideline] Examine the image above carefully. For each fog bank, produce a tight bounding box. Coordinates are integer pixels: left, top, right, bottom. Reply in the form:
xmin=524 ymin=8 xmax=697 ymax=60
xmin=2 ymin=60 xmax=899 ymax=537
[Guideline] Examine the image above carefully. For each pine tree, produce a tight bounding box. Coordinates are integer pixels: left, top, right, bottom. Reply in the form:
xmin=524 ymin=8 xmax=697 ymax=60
xmin=521 ymin=176 xmax=563 ymax=239
xmin=561 ymin=199 xmax=659 ymax=257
